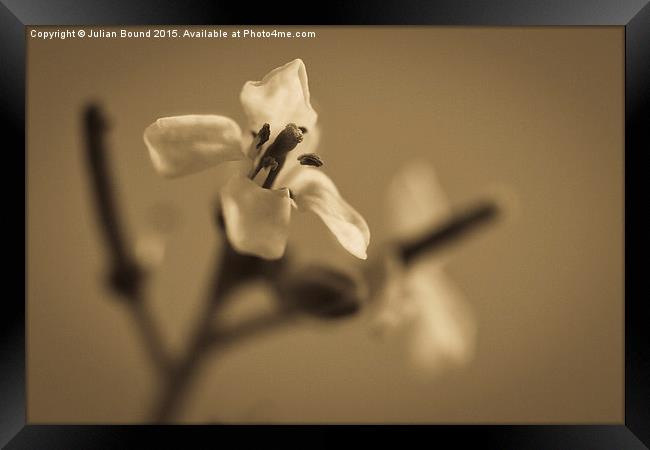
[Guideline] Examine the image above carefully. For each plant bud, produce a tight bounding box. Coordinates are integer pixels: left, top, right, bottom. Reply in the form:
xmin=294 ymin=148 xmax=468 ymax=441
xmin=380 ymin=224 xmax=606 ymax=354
xmin=280 ymin=266 xmax=366 ymax=319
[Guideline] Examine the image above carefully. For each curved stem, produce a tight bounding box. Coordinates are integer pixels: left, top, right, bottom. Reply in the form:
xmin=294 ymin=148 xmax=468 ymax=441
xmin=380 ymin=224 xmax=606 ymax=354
xmin=208 ymin=308 xmax=299 ymax=348
xmin=128 ymin=296 xmax=174 ymax=375
xmin=84 ymin=103 xmax=295 ymax=422
xmin=152 ymin=240 xmax=283 ymax=422
xmin=152 ymin=309 xmax=297 ymax=423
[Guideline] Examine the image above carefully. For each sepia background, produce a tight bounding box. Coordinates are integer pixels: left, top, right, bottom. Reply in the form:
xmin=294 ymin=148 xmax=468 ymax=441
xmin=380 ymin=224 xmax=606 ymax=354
xmin=27 ymin=26 xmax=623 ymax=423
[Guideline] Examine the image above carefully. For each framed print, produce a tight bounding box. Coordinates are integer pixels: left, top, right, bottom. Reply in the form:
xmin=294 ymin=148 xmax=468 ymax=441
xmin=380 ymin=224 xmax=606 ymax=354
xmin=3 ymin=0 xmax=649 ymax=447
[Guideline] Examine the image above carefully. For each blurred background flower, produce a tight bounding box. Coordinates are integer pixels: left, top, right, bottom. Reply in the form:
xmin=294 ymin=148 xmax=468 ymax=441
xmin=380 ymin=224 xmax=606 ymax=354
xmin=370 ymin=162 xmax=478 ymax=373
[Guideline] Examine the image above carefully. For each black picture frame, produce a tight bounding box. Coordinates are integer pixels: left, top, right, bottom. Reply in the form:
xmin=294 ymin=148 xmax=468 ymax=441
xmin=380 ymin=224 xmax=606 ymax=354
xmin=3 ymin=0 xmax=649 ymax=447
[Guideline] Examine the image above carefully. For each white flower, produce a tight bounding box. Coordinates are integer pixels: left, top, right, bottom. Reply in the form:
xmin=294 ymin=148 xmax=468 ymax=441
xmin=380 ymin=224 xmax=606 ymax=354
xmin=143 ymin=59 xmax=370 ymax=261
xmin=371 ymin=161 xmax=477 ymax=373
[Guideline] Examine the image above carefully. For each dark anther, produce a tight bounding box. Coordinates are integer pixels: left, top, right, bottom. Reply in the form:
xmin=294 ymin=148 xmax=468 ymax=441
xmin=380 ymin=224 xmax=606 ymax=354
xmin=297 ymin=153 xmax=324 ymax=167
xmin=264 ymin=123 xmax=303 ymax=159
xmin=255 ymin=123 xmax=271 ymax=149
xmin=298 ymin=126 xmax=308 ymax=134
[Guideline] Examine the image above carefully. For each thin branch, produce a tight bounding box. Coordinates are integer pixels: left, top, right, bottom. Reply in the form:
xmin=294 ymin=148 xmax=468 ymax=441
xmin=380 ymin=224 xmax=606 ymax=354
xmin=83 ymin=103 xmax=172 ymax=375
xmin=151 ymin=235 xmax=288 ymax=422
xmin=207 ymin=308 xmax=299 ymax=348
xmin=151 ymin=306 xmax=298 ymax=423
xmin=84 ymin=105 xmax=136 ymax=284
xmin=129 ymin=294 xmax=174 ymax=375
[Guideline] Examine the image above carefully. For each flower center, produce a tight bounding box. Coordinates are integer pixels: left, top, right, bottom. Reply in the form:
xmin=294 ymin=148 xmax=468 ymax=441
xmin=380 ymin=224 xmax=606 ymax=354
xmin=249 ymin=123 xmax=304 ymax=189
xmin=265 ymin=123 xmax=303 ymax=159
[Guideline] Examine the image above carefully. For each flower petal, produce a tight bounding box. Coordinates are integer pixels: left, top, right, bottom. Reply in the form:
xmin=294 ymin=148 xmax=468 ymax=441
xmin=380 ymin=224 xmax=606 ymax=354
xmin=405 ymin=262 xmax=477 ymax=371
xmin=220 ymin=175 xmax=292 ymax=260
xmin=387 ymin=161 xmax=452 ymax=241
xmin=369 ymin=253 xmax=413 ymax=334
xmin=285 ymin=167 xmax=370 ymax=259
xmin=240 ymin=59 xmax=318 ymax=134
xmin=144 ymin=115 xmax=245 ymax=178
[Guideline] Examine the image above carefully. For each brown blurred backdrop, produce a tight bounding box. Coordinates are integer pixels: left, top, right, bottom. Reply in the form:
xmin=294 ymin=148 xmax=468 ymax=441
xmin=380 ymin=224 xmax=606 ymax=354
xmin=27 ymin=26 xmax=623 ymax=423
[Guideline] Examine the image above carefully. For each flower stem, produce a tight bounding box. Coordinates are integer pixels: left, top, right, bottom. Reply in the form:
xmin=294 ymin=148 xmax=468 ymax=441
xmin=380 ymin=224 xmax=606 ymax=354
xmin=84 ymin=104 xmax=295 ymax=422
xmin=128 ymin=295 xmax=174 ymax=375
xmin=84 ymin=104 xmax=137 ymax=286
xmin=152 ymin=304 xmax=298 ymax=423
xmin=398 ymin=201 xmax=500 ymax=264
xmin=83 ymin=103 xmax=172 ymax=375
xmin=262 ymin=156 xmax=286 ymax=189
xmin=152 ymin=237 xmax=285 ymax=422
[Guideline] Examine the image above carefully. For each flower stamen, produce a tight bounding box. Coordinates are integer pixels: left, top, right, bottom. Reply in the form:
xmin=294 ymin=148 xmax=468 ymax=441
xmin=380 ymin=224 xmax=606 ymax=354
xmin=254 ymin=123 xmax=271 ymax=149
xmin=248 ymin=123 xmax=271 ymax=163
xmin=248 ymin=124 xmax=272 ymax=179
xmin=253 ymin=124 xmax=304 ymax=189
xmin=262 ymin=155 xmax=279 ymax=171
xmin=249 ymin=155 xmax=279 ymax=181
xmin=297 ymin=153 xmax=324 ymax=167
xmin=261 ymin=158 xmax=285 ymax=189
xmin=264 ymin=123 xmax=303 ymax=159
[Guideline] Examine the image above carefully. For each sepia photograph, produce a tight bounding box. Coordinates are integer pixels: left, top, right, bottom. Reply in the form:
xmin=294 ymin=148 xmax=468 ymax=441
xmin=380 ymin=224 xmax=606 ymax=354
xmin=24 ymin=25 xmax=626 ymax=424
